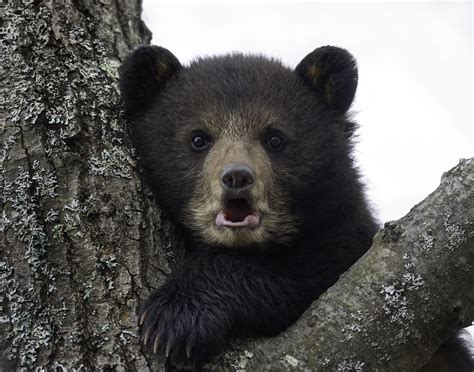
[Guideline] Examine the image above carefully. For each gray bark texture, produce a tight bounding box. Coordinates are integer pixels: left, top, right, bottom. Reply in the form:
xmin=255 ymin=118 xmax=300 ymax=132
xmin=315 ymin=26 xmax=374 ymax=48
xmin=206 ymin=157 xmax=473 ymax=372
xmin=1 ymin=1 xmax=181 ymax=370
xmin=0 ymin=1 xmax=472 ymax=371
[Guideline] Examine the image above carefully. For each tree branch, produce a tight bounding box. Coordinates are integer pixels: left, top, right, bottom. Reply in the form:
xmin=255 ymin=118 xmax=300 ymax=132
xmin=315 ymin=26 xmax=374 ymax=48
xmin=206 ymin=158 xmax=474 ymax=371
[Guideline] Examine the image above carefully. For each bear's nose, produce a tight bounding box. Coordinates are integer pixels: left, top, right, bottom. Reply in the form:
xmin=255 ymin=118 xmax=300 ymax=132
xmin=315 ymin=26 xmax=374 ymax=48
xmin=221 ymin=165 xmax=255 ymax=191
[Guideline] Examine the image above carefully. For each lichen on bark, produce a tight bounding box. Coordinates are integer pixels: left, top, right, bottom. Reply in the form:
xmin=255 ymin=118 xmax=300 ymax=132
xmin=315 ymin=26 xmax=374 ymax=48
xmin=0 ymin=1 xmax=179 ymax=370
xmin=206 ymin=158 xmax=473 ymax=371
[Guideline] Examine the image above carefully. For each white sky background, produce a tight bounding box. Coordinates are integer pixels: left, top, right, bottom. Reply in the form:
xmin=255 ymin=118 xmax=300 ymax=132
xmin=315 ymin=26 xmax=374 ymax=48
xmin=141 ymin=1 xmax=473 ymax=223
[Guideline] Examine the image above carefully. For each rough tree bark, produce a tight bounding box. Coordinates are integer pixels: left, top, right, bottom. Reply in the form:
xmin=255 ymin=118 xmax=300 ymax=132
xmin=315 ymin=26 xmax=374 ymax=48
xmin=205 ymin=158 xmax=473 ymax=372
xmin=0 ymin=1 xmax=472 ymax=372
xmin=0 ymin=1 xmax=181 ymax=370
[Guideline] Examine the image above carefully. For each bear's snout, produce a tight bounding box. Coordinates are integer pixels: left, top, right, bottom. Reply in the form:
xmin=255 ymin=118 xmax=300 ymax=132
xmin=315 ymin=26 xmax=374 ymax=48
xmin=220 ymin=164 xmax=255 ymax=192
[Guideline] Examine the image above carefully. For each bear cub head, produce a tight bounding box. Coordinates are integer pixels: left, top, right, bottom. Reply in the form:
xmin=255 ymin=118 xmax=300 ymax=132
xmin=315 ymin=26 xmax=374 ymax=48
xmin=120 ymin=45 xmax=360 ymax=248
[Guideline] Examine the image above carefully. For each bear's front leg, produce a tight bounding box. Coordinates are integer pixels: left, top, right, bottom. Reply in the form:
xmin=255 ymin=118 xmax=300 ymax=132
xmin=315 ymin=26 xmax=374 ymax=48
xmin=139 ymin=249 xmax=312 ymax=368
xmin=139 ymin=278 xmax=231 ymax=369
xmin=138 ymin=251 xmax=234 ymax=368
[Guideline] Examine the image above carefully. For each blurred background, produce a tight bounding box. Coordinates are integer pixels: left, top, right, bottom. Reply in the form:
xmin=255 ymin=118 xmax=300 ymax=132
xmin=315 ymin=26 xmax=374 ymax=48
xmin=141 ymin=0 xmax=473 ymax=224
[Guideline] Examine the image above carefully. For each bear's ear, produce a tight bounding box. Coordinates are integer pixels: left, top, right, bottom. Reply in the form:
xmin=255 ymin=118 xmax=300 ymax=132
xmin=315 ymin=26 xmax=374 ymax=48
xmin=295 ymin=46 xmax=358 ymax=114
xmin=120 ymin=45 xmax=182 ymax=116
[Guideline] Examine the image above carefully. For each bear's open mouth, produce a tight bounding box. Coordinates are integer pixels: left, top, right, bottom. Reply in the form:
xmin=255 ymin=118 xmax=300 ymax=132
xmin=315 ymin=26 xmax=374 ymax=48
xmin=215 ymin=198 xmax=260 ymax=228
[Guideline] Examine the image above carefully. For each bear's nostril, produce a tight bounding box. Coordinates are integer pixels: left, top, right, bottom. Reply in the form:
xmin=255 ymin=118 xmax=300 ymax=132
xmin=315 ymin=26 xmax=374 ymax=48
xmin=221 ymin=165 xmax=255 ymax=190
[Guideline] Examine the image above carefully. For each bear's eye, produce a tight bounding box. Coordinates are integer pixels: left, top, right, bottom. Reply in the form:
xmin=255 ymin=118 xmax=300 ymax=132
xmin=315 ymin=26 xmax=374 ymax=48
xmin=191 ymin=132 xmax=211 ymax=151
xmin=267 ymin=135 xmax=284 ymax=150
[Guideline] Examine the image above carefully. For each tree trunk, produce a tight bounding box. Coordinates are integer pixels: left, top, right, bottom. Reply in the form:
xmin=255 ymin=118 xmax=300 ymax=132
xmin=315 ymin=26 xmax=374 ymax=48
xmin=1 ymin=2 xmax=472 ymax=372
xmin=1 ymin=1 xmax=181 ymax=370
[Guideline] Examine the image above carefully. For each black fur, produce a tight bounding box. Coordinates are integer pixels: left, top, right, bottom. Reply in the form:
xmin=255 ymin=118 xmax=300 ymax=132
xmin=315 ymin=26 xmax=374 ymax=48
xmin=120 ymin=45 xmax=472 ymax=370
xmin=295 ymin=46 xmax=358 ymax=114
xmin=120 ymin=46 xmax=182 ymax=116
xmin=420 ymin=331 xmax=474 ymax=372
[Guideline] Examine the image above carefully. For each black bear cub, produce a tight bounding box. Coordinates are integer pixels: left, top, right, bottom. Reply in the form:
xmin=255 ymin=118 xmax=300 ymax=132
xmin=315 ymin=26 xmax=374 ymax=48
xmin=120 ymin=45 xmax=378 ymax=367
xmin=120 ymin=45 xmax=472 ymax=370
